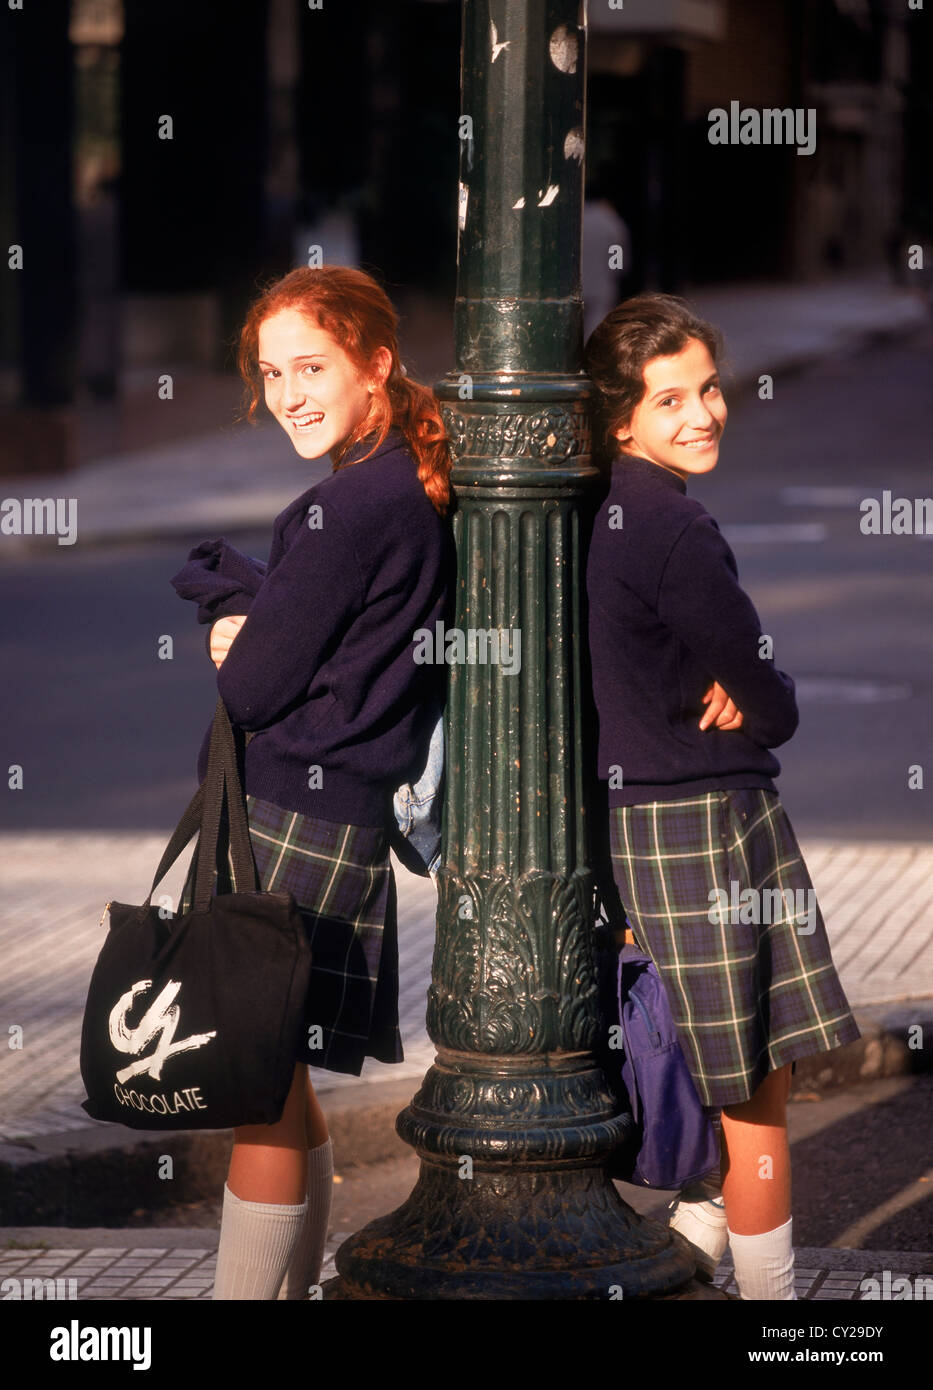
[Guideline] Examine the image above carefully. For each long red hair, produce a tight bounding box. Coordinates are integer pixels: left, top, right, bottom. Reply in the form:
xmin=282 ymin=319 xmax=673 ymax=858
xmin=236 ymin=265 xmax=452 ymax=515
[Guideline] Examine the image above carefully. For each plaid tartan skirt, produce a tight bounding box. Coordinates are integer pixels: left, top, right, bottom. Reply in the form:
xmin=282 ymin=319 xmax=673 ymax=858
xmin=179 ymin=793 xmax=402 ymax=1077
xmin=608 ymin=788 xmax=860 ymax=1107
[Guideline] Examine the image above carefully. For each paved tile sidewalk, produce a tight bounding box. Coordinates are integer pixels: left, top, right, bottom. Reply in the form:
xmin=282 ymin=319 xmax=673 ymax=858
xmin=710 ymin=1250 xmax=933 ymax=1302
xmin=1 ymin=829 xmax=931 ymax=1144
xmin=0 ymin=835 xmax=438 ymax=1142
xmin=1 ymin=1236 xmax=930 ymax=1301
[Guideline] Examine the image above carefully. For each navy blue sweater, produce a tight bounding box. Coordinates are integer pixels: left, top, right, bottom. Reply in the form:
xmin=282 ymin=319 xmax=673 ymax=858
xmin=171 ymin=430 xmax=454 ymax=827
xmin=586 ymin=454 xmax=798 ymax=808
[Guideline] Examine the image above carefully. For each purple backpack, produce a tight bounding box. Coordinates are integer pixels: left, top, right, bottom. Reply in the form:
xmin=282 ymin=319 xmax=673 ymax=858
xmin=614 ymin=944 xmax=719 ymax=1189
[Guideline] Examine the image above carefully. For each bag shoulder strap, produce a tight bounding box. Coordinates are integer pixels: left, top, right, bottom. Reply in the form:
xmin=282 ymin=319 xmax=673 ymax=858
xmin=139 ymin=698 xmax=259 ymax=915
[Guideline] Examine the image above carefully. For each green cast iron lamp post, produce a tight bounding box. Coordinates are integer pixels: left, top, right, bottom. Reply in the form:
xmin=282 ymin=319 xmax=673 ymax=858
xmin=329 ymin=0 xmax=698 ymax=1300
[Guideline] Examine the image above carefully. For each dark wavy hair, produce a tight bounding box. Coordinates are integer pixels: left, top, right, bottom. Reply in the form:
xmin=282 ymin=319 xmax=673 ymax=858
xmin=236 ymin=264 xmax=452 ymax=515
xmin=584 ymin=293 xmax=727 ymax=466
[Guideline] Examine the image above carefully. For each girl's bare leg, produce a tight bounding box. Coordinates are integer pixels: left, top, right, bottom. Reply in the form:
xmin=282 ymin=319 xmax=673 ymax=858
xmin=227 ymin=1062 xmax=313 ymax=1204
xmin=213 ymin=1063 xmax=318 ymax=1299
xmin=720 ymin=1063 xmax=792 ymax=1235
xmin=304 ymin=1069 xmax=329 ymax=1148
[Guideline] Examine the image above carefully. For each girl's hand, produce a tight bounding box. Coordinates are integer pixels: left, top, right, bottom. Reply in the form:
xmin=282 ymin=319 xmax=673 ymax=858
xmin=210 ymin=614 xmax=248 ymax=669
xmin=700 ymin=681 xmax=744 ymax=731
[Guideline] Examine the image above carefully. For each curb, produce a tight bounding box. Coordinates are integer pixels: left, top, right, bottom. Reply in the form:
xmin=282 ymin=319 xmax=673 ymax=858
xmin=717 ymin=315 xmax=931 ymax=403
xmin=0 ymin=1079 xmax=415 ymax=1229
xmin=2 ymin=1003 xmax=930 ymax=1228
xmin=790 ymin=1001 xmax=933 ymax=1095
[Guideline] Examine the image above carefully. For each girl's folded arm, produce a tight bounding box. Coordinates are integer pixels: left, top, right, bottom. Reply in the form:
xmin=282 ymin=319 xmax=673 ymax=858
xmin=657 ymin=515 xmax=799 ymax=748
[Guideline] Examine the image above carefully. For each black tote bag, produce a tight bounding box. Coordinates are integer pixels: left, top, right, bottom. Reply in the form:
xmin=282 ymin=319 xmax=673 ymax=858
xmin=79 ymin=698 xmax=311 ymax=1130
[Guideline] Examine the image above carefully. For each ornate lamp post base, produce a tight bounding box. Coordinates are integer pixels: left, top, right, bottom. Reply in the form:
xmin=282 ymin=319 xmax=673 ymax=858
xmin=323 ymin=1050 xmax=697 ymax=1300
xmin=327 ymin=1182 xmax=694 ymax=1301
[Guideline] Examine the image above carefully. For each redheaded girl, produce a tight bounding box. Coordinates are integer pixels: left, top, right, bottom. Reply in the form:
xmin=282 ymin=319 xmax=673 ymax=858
xmin=171 ymin=265 xmax=454 ymax=1299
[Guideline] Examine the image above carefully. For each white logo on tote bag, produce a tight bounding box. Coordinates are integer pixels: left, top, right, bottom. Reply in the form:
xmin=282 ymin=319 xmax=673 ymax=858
xmin=108 ymin=979 xmax=217 ymax=1083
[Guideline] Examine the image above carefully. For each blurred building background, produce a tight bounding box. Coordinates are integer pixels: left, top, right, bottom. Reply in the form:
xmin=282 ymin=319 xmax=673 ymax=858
xmin=589 ymin=0 xmax=927 ymax=293
xmin=0 ymin=0 xmax=930 ymax=471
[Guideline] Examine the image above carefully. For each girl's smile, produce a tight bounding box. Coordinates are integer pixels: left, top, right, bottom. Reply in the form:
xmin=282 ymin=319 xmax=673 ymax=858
xmin=613 ymin=337 xmax=727 ymax=481
xmin=258 ymin=309 xmax=390 ymax=461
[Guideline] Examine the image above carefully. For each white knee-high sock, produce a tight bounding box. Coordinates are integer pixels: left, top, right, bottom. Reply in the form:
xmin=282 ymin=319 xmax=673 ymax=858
xmin=212 ymin=1183 xmax=308 ymax=1301
xmin=728 ymin=1216 xmax=797 ymax=1300
xmin=277 ymin=1137 xmax=334 ymax=1300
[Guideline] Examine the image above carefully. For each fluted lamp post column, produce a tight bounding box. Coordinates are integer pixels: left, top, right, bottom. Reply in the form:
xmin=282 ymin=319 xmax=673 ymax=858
xmin=329 ymin=0 xmax=697 ymax=1299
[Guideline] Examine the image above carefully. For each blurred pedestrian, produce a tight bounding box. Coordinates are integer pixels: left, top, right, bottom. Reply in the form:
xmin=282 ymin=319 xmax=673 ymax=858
xmin=582 ymin=195 xmax=632 ymax=340
xmin=171 ymin=264 xmax=454 ymax=1298
xmin=584 ymin=293 xmax=860 ymax=1299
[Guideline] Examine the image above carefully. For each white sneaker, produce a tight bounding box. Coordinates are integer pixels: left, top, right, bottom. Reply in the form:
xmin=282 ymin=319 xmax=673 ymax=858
xmin=668 ymin=1195 xmax=729 ymax=1281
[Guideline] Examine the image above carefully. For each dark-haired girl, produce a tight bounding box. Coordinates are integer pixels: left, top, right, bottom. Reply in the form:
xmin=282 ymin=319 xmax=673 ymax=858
xmin=585 ymin=293 xmax=859 ymax=1299
xmin=171 ymin=265 xmax=454 ymax=1298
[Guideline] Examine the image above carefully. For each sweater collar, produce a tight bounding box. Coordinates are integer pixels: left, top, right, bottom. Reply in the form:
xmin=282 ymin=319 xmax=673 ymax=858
xmin=612 ymin=452 xmax=688 ymax=495
xmin=335 ymin=427 xmax=408 ymax=470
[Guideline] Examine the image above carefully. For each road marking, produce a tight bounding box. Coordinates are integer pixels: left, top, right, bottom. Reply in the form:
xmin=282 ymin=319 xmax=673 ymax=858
xmin=780 ymin=486 xmax=870 ymax=507
xmin=723 ymin=523 xmax=827 ymax=542
xmin=795 ymin=676 xmax=913 ymax=703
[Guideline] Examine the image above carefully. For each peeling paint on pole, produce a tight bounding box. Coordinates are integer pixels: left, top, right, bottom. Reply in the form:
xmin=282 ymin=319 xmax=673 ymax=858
xmin=549 ymin=23 xmax=579 ymax=73
xmin=490 ymin=16 xmax=510 ymax=62
xmin=564 ymin=127 xmax=585 ymax=163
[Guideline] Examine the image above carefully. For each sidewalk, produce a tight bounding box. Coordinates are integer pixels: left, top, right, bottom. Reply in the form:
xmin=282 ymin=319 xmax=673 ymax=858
xmin=1 ymin=831 xmax=931 ymax=1218
xmin=0 ymin=273 xmax=926 ymax=551
xmin=2 ymin=1227 xmax=930 ymax=1302
xmin=2 ymin=835 xmax=932 ymax=1148
xmin=689 ymin=274 xmax=929 ymax=392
